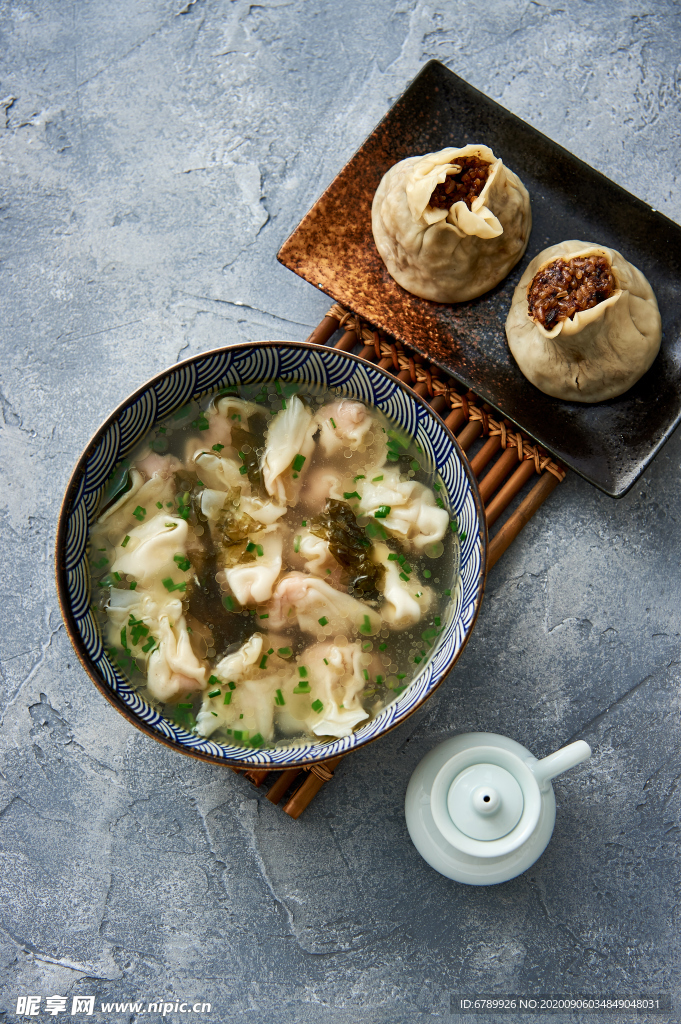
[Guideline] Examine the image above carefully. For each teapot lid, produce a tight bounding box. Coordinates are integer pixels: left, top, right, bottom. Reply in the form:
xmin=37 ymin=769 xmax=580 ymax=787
xmin=447 ymin=763 xmax=524 ymax=841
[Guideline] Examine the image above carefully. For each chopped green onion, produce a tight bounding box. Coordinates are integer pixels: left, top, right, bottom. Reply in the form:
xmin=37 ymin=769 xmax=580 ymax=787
xmin=255 ymin=544 xmax=264 ymax=557
xmin=302 ymin=520 xmax=307 ymax=527
xmin=434 ymin=482 xmax=441 ymax=491
xmin=372 ymin=475 xmax=384 ymax=482
xmin=311 ymin=699 xmax=324 ymax=713
xmin=208 ymin=675 xmax=220 ymax=686
xmin=444 ymin=589 xmax=451 ymax=597
xmin=93 ymin=556 xmax=108 ymax=569
xmin=374 ymin=505 xmax=391 ymax=519
xmin=129 ymin=581 xmax=137 ymax=590
xmin=211 ymin=712 xmax=218 ymax=717
xmin=397 ymin=673 xmax=406 ymax=680
xmin=177 ymin=703 xmax=193 ymax=710
xmin=228 ymin=681 xmax=236 ymax=690
xmin=267 ymin=648 xmax=273 ymax=655
xmin=330 ymin=418 xmax=337 ymax=429
xmin=121 ymin=535 xmax=130 ymax=548
xmin=414 ymin=655 xmax=422 ymax=664
xmin=293 ymin=682 xmax=311 ymax=694
xmin=277 ymin=647 xmax=292 ymax=658
xmin=343 ymin=491 xmax=360 ymax=500
xmin=379 ymin=642 xmax=387 ymax=651
xmin=353 ymin=474 xmax=365 ymax=481
xmin=250 ymin=733 xmax=264 ymax=747
xmin=376 ymin=675 xmax=384 ymax=685
xmin=362 ymin=641 xmax=372 ymax=651
xmin=291 ymin=453 xmax=306 ymax=472
xmin=132 ymin=506 xmax=146 ymax=521
xmin=259 ymin=613 xmax=269 ymax=619
xmin=415 ymin=591 xmax=422 ymax=598
xmin=424 ymin=569 xmax=432 ymax=578
xmin=434 ymin=617 xmax=441 ymax=627
xmin=387 ymin=553 xmax=399 ymax=561
xmin=174 ymin=554 xmax=191 ymax=572
xmin=208 ymin=689 xmax=221 ymax=698
xmin=362 ymin=670 xmax=369 ymax=681
xmin=274 ymin=689 xmax=286 ymax=706
xmin=323 ymin=658 xmax=329 ymax=665
xmin=318 ymin=616 xmax=328 ymax=626
xmin=459 ymin=531 xmax=467 ymax=541
xmin=359 ymin=614 xmax=372 ymax=635
xmin=410 ymin=461 xmax=420 ymax=472
xmin=239 ymin=465 xmax=248 ymax=475
xmin=298 ymin=666 xmax=308 ymax=677
xmin=246 ymin=541 xmax=255 ymax=552
xmin=365 ymin=519 xmax=387 ymax=540
xmin=233 ymin=729 xmax=244 ymax=741
xmin=212 ymin=443 xmax=224 ymax=452
xmin=156 ymin=501 xmax=163 ymax=509
xmin=294 ymin=535 xmax=301 ymax=553
xmin=387 ymin=453 xmax=400 ymax=462
xmin=259 ymin=655 xmax=268 ymax=669
xmin=113 ymin=571 xmax=121 ymax=581
xmin=399 ymin=572 xmax=410 ymax=582
xmin=162 ymin=578 xmax=186 ymax=592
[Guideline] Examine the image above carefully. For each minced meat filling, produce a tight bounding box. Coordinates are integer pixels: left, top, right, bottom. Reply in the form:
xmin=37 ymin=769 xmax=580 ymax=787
xmin=429 ymin=157 xmax=490 ymax=210
xmin=527 ymin=255 xmax=616 ymax=329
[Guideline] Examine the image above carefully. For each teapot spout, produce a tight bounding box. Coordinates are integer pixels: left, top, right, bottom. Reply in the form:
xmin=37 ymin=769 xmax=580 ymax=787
xmin=531 ymin=740 xmax=591 ymax=789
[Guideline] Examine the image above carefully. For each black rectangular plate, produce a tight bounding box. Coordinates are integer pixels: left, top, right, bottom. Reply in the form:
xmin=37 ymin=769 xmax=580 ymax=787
xmin=278 ymin=60 xmax=681 ymax=497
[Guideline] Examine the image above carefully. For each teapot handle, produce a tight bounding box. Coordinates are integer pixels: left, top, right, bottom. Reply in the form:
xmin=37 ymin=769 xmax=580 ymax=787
xmin=531 ymin=740 xmax=591 ymax=790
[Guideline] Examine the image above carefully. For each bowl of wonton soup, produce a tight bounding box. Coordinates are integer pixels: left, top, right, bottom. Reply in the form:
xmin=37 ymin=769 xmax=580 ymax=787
xmin=56 ymin=342 xmax=486 ymax=768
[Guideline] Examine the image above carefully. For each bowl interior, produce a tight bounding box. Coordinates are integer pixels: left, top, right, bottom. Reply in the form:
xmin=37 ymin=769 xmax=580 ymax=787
xmin=56 ymin=342 xmax=486 ymax=767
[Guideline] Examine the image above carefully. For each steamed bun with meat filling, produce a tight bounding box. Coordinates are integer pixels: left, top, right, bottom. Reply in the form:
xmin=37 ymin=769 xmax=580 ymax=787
xmin=371 ymin=144 xmax=531 ymax=302
xmin=505 ymin=241 xmax=662 ymax=402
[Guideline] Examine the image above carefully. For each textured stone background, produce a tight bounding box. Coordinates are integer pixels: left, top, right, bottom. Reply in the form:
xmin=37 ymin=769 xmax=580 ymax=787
xmin=1 ymin=1 xmax=680 ymax=1022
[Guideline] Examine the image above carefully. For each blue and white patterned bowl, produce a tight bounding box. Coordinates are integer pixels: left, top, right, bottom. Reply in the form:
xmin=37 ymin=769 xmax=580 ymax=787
xmin=56 ymin=342 xmax=487 ymax=767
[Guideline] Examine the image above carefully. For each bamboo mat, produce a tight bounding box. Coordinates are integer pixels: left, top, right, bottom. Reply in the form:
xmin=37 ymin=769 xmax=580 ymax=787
xmin=233 ymin=305 xmax=567 ymax=816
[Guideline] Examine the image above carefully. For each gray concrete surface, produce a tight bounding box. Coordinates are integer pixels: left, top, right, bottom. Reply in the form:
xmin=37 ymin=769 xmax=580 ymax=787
xmin=1 ymin=1 xmax=680 ymax=1021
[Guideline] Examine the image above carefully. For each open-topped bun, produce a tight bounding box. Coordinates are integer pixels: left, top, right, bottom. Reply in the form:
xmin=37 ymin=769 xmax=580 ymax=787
xmin=372 ymin=144 xmax=531 ymax=303
xmin=506 ymin=241 xmax=661 ymax=403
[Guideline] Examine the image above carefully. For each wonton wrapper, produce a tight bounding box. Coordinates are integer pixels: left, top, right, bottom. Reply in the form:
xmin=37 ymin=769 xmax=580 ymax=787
xmin=505 ymin=241 xmax=662 ymax=403
xmin=372 ymin=144 xmax=531 ymax=302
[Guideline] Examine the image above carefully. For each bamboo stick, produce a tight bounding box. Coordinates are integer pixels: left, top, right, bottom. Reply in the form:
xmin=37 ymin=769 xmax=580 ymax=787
xmin=334 ymin=330 xmax=358 ymax=351
xmin=487 ymin=471 xmax=560 ymax=569
xmin=445 ymin=408 xmax=467 ymax=434
xmin=283 ymin=757 xmax=344 ymax=819
xmin=485 ymin=459 xmax=536 ymax=527
xmin=456 ymin=419 xmax=483 ymax=452
xmin=470 ymin=434 xmax=502 ymax=477
xmin=359 ymin=344 xmax=375 ymax=360
xmin=429 ymin=394 xmax=449 ymax=415
xmin=413 ymin=381 xmax=430 ymax=398
xmin=266 ymin=768 xmax=303 ymax=804
xmin=243 ymin=768 xmax=270 ymax=787
xmin=306 ymin=315 xmax=340 ymax=346
xmin=478 ymin=446 xmax=520 ymax=503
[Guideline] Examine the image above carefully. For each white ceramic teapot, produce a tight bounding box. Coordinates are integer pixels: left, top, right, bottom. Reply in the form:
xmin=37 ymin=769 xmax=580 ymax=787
xmin=405 ymin=732 xmax=591 ymax=885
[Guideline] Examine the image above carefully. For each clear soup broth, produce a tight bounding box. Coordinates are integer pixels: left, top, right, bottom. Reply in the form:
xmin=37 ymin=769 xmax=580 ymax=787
xmin=89 ymin=381 xmax=461 ymax=749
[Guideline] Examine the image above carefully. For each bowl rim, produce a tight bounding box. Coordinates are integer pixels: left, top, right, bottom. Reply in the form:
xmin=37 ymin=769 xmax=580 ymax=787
xmin=55 ymin=340 xmax=487 ymax=767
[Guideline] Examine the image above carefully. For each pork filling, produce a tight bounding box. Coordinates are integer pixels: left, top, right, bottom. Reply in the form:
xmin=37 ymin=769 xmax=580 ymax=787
xmin=429 ymin=156 xmax=490 ymax=211
xmin=527 ymin=255 xmax=616 ymax=329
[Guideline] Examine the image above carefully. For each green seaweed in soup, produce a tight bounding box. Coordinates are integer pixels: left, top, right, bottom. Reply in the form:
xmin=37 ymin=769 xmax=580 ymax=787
xmin=88 ymin=382 xmax=460 ymax=749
